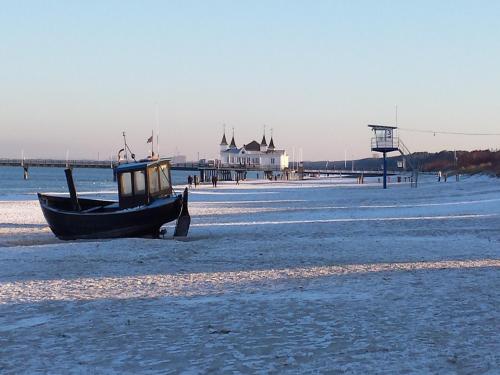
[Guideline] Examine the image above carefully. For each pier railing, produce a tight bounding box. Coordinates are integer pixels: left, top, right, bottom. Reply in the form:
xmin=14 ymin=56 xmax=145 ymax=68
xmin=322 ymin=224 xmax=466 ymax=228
xmin=0 ymin=158 xmax=115 ymax=168
xmin=0 ymin=158 xmax=286 ymax=172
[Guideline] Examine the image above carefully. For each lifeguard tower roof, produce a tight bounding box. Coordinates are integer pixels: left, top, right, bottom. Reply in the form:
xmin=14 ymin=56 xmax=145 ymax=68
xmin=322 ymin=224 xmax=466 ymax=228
xmin=368 ymin=124 xmax=398 ymax=130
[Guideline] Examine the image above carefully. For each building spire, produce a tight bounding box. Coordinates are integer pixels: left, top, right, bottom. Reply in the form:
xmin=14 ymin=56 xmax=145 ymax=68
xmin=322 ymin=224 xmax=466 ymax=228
xmin=260 ymin=125 xmax=267 ymax=146
xmin=230 ymin=127 xmax=237 ymax=148
xmin=220 ymin=124 xmax=228 ymax=146
xmin=268 ymin=128 xmax=275 ymax=150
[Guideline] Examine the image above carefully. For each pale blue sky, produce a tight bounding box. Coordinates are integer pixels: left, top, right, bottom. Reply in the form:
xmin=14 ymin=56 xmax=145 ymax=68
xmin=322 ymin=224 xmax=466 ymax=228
xmin=1 ymin=1 xmax=500 ymax=160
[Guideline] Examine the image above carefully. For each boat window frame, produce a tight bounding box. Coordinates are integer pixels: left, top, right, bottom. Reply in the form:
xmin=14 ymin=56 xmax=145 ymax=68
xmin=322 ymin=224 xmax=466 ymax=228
xmin=120 ymin=172 xmax=133 ymax=197
xmin=147 ymin=161 xmax=172 ymax=199
xmin=147 ymin=165 xmax=161 ymax=196
xmin=159 ymin=163 xmax=171 ymax=194
xmin=134 ymin=170 xmax=146 ymax=195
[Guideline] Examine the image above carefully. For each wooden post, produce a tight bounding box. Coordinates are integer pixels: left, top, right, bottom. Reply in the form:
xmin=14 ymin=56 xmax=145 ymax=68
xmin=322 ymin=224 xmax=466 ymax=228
xmin=65 ymin=168 xmax=81 ymax=211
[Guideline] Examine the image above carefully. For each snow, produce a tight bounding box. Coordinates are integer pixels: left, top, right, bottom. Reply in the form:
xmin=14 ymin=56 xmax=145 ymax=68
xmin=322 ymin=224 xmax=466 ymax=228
xmin=1 ymin=174 xmax=499 ymax=373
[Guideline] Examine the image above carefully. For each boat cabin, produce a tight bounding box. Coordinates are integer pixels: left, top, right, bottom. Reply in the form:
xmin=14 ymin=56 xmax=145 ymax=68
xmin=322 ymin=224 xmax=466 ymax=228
xmin=115 ymin=159 xmax=173 ymax=209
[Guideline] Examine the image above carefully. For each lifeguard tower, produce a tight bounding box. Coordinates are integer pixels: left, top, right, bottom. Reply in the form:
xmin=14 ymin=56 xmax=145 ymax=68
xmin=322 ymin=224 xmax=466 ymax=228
xmin=369 ymin=125 xmax=399 ymax=189
xmin=368 ymin=124 xmax=419 ymax=188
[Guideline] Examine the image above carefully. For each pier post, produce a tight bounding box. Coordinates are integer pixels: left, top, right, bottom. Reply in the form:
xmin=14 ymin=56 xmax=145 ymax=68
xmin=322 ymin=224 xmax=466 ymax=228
xmin=383 ymin=152 xmax=387 ymax=189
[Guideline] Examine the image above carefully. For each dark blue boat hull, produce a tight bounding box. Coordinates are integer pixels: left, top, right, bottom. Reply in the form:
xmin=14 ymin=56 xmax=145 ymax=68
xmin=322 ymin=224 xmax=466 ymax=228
xmin=38 ymin=194 xmax=182 ymax=240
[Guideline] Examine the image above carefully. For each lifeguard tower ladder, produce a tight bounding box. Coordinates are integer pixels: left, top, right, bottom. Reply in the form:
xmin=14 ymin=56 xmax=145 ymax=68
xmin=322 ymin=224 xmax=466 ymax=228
xmin=368 ymin=124 xmax=418 ymax=188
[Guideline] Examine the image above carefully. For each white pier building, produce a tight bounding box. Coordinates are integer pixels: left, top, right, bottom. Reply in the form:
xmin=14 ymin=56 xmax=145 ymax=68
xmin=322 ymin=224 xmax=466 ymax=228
xmin=219 ymin=131 xmax=289 ymax=171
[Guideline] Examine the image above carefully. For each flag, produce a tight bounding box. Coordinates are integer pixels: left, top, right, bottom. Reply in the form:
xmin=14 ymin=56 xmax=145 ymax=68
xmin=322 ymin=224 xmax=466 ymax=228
xmin=147 ymin=135 xmax=153 ymax=143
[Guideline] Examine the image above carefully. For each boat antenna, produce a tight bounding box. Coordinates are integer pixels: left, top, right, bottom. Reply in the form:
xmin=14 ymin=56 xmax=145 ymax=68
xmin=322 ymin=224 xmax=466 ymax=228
xmin=122 ymin=131 xmax=136 ymax=162
xmin=123 ymin=132 xmax=128 ymax=161
xmin=151 ymin=129 xmax=154 ymax=158
xmin=156 ymin=103 xmax=160 ymax=158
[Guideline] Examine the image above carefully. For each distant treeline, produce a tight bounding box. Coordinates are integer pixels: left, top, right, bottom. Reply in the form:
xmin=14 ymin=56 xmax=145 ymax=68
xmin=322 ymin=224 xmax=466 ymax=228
xmin=303 ymin=150 xmax=500 ymax=176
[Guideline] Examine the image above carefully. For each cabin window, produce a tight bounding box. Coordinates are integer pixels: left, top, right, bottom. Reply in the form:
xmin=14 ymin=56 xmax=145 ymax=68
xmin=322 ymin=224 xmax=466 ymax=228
xmin=134 ymin=171 xmax=146 ymax=194
xmin=148 ymin=166 xmax=160 ymax=194
xmin=120 ymin=172 xmax=133 ymax=197
xmin=159 ymin=164 xmax=170 ymax=190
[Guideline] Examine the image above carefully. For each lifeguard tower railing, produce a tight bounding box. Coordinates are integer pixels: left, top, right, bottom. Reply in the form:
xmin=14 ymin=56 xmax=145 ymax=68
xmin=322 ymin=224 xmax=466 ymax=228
xmin=398 ymin=138 xmax=419 ymax=188
xmin=371 ymin=136 xmax=399 ymax=152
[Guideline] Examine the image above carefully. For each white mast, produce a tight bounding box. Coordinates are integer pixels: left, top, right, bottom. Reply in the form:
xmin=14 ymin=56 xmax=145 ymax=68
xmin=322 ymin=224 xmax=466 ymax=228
xmin=156 ymin=103 xmax=160 ymax=158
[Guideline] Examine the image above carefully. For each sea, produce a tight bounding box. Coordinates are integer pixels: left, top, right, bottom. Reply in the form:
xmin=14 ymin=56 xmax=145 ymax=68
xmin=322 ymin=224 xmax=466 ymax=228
xmin=0 ymin=166 xmax=195 ymax=201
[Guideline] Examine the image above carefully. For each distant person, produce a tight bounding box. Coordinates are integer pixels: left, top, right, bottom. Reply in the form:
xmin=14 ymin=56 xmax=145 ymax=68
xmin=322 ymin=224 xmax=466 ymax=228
xmin=214 ymin=175 xmax=218 ymax=187
xmin=236 ymin=177 xmax=239 ymax=185
xmin=187 ymin=175 xmax=193 ymax=188
xmin=194 ymin=175 xmax=198 ymax=188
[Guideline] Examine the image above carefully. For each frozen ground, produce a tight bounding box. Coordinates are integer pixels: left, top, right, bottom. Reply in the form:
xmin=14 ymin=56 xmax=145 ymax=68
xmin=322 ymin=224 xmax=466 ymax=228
xmin=0 ymin=175 xmax=499 ymax=374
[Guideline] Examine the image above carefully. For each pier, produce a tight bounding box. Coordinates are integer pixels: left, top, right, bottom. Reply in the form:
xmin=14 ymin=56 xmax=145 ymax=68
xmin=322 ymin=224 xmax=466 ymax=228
xmin=302 ymin=169 xmax=394 ymax=178
xmin=0 ymin=158 xmax=114 ymax=169
xmin=0 ymin=158 xmax=396 ymax=182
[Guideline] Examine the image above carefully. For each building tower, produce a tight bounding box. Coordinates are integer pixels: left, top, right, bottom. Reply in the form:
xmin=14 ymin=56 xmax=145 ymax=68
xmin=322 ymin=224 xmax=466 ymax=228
xmin=220 ymin=130 xmax=228 ymax=152
xmin=268 ymin=136 xmax=275 ymax=151
xmin=229 ymin=128 xmax=237 ymax=149
xmin=260 ymin=131 xmax=267 ymax=152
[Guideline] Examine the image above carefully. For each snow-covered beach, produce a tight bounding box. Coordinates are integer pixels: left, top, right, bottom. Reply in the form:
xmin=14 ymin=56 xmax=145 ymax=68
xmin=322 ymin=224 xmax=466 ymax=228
xmin=1 ymin=175 xmax=499 ymax=373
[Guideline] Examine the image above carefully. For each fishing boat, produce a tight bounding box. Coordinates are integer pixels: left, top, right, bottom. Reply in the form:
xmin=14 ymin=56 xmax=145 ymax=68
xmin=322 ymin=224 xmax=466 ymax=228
xmin=38 ymin=158 xmax=190 ymax=240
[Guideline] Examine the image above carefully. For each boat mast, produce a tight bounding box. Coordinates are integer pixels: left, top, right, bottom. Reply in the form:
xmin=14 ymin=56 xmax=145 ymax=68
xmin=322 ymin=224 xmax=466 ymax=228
xmin=156 ymin=104 xmax=160 ymax=158
xmin=122 ymin=132 xmax=128 ymax=162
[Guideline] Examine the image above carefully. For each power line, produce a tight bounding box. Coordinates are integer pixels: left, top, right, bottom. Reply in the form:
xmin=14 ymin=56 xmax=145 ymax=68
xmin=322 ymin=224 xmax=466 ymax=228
xmin=398 ymin=127 xmax=500 ymax=136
